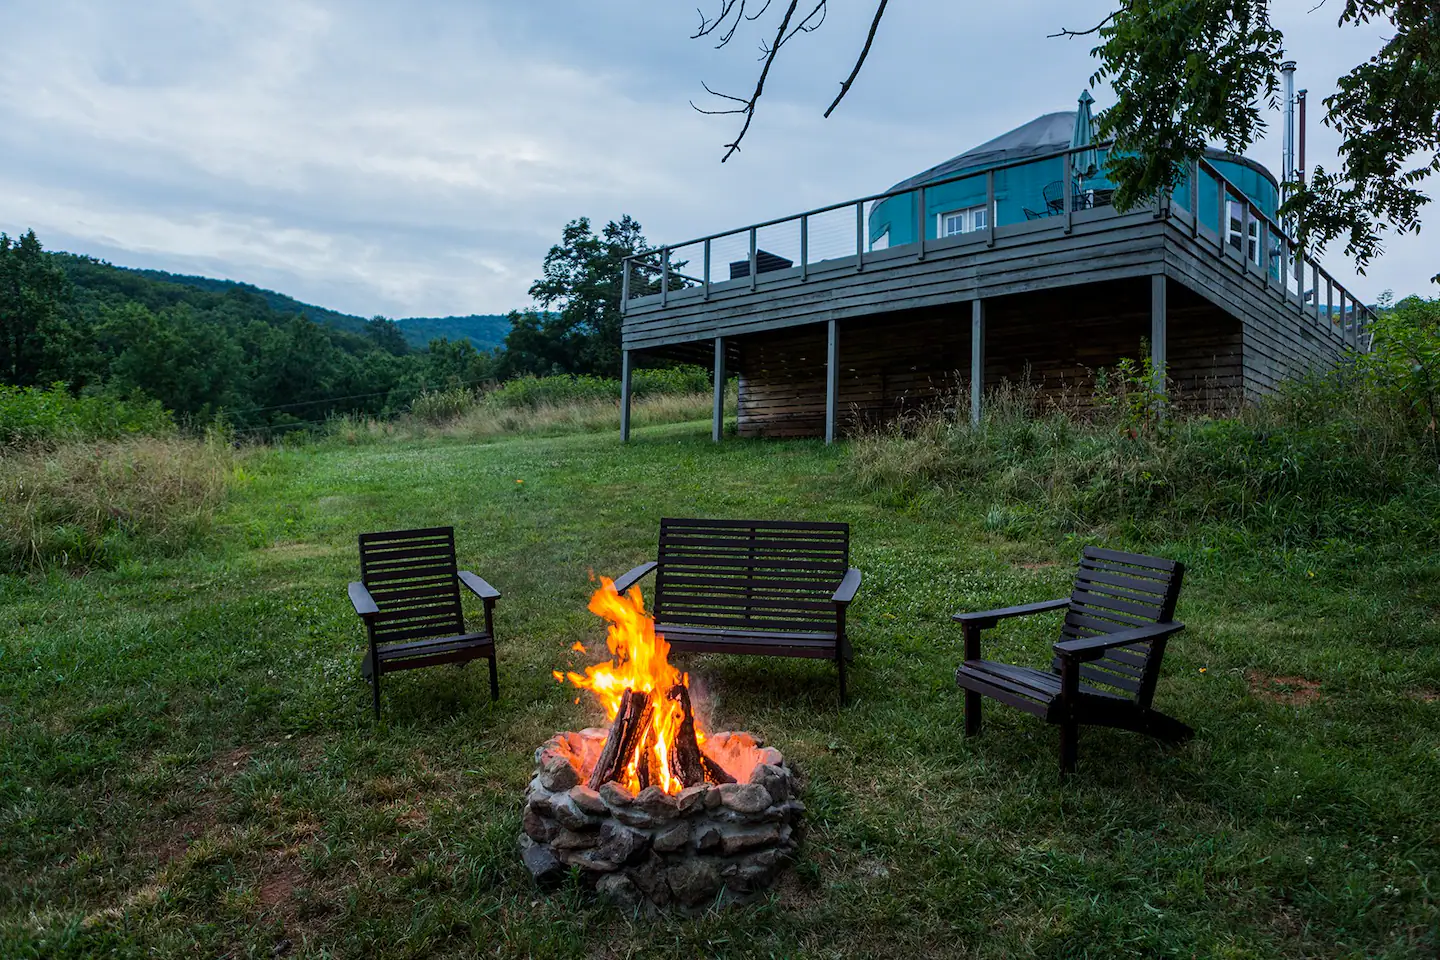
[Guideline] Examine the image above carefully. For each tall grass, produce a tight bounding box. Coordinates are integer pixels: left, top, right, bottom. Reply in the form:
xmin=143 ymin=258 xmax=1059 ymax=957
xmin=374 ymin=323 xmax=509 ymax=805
xmin=326 ymin=368 xmax=724 ymax=445
xmin=847 ymin=370 xmax=1440 ymax=545
xmin=0 ymin=434 xmax=235 ymax=572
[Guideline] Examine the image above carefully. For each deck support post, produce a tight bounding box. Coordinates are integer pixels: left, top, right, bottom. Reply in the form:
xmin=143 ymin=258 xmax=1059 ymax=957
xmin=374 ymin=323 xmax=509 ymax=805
xmin=825 ymin=320 xmax=839 ymax=444
xmin=712 ymin=337 xmax=726 ymax=443
xmin=1150 ymin=274 xmax=1168 ymax=410
xmin=620 ymin=349 xmax=633 ymax=443
xmin=971 ymin=299 xmax=985 ymax=426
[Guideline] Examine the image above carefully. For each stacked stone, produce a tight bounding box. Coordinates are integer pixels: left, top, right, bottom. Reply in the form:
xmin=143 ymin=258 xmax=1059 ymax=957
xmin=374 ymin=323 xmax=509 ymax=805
xmin=520 ymin=730 xmax=804 ymax=910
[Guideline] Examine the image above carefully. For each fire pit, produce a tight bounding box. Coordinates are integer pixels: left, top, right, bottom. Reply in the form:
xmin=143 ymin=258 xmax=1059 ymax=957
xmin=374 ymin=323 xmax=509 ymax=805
xmin=520 ymin=579 xmax=804 ymax=909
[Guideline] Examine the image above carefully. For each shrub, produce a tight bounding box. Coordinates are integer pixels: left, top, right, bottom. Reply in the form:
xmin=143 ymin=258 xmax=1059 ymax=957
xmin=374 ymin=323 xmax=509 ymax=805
xmin=0 ymin=384 xmax=173 ymax=448
xmin=484 ymin=366 xmax=713 ymax=410
xmin=409 ymin=386 xmax=479 ymax=424
xmin=0 ymin=434 xmax=235 ymax=572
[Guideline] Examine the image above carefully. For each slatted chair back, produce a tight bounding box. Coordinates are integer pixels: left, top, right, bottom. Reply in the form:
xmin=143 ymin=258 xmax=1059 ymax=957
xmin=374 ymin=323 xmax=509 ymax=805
xmin=652 ymin=518 xmax=850 ymax=635
xmin=358 ymin=527 xmax=465 ymax=647
xmin=1050 ymin=547 xmax=1185 ymax=707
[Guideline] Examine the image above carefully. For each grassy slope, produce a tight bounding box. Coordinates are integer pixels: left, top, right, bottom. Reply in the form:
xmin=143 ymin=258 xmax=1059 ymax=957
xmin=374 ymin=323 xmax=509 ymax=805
xmin=1 ymin=421 xmax=1437 ymax=958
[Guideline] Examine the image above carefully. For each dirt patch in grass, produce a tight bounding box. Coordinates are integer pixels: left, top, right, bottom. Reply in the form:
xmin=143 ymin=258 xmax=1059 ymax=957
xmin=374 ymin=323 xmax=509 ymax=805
xmin=146 ymin=804 xmax=221 ymax=866
xmin=259 ymin=860 xmax=304 ymax=913
xmin=1405 ymin=687 xmax=1440 ymax=703
xmin=1247 ymin=671 xmax=1323 ymax=706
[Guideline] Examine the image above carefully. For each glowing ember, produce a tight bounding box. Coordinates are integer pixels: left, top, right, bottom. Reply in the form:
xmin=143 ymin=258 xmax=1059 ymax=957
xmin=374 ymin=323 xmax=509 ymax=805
xmin=554 ymin=578 xmax=741 ymax=794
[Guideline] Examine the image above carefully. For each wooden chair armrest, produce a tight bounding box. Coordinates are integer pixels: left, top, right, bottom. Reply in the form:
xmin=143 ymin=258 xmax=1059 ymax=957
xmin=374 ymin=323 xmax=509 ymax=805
xmin=1053 ymin=622 xmax=1184 ymax=662
xmin=612 ymin=561 xmax=658 ymax=594
xmin=832 ymin=567 xmax=863 ymax=605
xmin=459 ymin=570 xmax=501 ymax=602
xmin=953 ymin=597 xmax=1069 ymax=629
xmin=348 ymin=581 xmax=378 ymax=618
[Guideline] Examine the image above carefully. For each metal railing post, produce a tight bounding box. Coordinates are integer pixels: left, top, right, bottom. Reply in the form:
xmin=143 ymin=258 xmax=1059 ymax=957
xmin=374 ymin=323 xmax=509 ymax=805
xmin=1311 ymin=262 xmax=1320 ymax=322
xmin=620 ymin=257 xmax=630 ymax=314
xmin=917 ymin=186 xmax=926 ymax=261
xmin=1326 ymin=276 xmax=1334 ymax=334
xmin=703 ymin=239 xmax=711 ymax=301
xmin=1259 ymin=220 xmax=1271 ymax=287
xmin=748 ymin=228 xmax=757 ymax=290
xmin=1190 ymin=160 xmax=1200 ymax=237
xmin=1063 ymin=151 xmax=1073 ymax=235
xmin=1218 ymin=182 xmax=1228 ymax=257
xmin=1239 ymin=203 xmax=1250 ymax=274
xmin=986 ymin=170 xmax=996 ymax=247
xmin=855 ymin=202 xmax=865 ymax=271
xmin=661 ymin=247 xmax=670 ymax=306
xmin=800 ymin=214 xmax=809 ymax=281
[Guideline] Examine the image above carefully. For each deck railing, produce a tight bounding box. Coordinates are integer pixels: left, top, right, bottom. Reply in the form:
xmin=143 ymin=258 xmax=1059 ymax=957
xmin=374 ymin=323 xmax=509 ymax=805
xmin=622 ymin=143 xmax=1375 ymax=349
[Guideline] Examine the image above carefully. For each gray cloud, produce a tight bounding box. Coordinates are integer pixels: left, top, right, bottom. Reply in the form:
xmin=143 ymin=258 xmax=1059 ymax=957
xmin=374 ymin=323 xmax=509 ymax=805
xmin=0 ymin=0 xmax=1429 ymax=317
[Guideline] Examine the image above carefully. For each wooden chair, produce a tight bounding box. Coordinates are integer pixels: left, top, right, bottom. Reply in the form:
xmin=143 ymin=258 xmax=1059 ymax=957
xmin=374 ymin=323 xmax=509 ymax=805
xmin=348 ymin=527 xmax=500 ymax=719
xmin=613 ymin=518 xmax=863 ymax=705
xmin=954 ymin=547 xmax=1192 ymax=778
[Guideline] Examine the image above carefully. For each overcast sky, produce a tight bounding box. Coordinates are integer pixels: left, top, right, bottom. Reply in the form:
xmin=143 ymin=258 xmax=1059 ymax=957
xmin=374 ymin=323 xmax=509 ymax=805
xmin=0 ymin=1 xmax=1429 ymax=318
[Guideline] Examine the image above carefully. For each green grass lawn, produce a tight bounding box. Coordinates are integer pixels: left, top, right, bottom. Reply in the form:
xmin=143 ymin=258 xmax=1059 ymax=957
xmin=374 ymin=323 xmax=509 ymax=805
xmin=3 ymin=419 xmax=1438 ymax=958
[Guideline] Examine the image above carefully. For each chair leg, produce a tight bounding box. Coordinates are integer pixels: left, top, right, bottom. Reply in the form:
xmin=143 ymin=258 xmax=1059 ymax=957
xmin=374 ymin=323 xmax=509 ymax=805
xmin=371 ymin=668 xmax=382 ymax=721
xmin=837 ymin=654 xmax=848 ymax=707
xmin=488 ymin=654 xmax=500 ymax=701
xmin=964 ymin=690 xmax=982 ymax=737
xmin=1059 ymin=719 xmax=1078 ymax=780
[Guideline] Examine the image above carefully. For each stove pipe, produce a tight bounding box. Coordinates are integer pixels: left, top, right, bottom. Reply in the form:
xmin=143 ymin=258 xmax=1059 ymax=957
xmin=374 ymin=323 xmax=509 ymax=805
xmin=1281 ymin=60 xmax=1297 ymax=190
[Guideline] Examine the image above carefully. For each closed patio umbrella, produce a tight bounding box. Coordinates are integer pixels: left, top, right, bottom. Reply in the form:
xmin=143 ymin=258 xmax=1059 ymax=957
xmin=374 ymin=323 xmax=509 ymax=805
xmin=1071 ymin=90 xmax=1098 ymax=180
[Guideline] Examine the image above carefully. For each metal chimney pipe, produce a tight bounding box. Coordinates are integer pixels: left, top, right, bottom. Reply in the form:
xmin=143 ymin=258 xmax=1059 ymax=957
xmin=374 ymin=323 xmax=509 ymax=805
xmin=1281 ymin=60 xmax=1297 ymax=190
xmin=1297 ymin=89 xmax=1307 ymax=183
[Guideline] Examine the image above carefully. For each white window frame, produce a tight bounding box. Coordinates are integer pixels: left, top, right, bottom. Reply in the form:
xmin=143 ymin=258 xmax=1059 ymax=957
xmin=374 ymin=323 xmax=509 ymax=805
xmin=937 ymin=205 xmax=989 ymax=237
xmin=1226 ymin=199 xmax=1262 ymax=266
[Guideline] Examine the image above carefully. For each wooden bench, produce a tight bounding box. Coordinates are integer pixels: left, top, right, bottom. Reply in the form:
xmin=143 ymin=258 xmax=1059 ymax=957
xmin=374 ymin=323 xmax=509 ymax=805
xmin=954 ymin=546 xmax=1192 ymax=779
xmin=613 ymin=518 xmax=863 ymax=705
xmin=348 ymin=526 xmax=501 ymax=719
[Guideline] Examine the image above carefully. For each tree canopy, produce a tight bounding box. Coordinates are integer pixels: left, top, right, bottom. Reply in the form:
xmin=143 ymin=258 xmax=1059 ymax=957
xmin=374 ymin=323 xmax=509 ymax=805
xmin=501 ymin=215 xmax=650 ymax=379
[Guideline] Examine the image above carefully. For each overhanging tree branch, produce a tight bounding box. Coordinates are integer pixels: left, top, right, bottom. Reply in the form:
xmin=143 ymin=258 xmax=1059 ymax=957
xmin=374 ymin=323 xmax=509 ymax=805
xmin=824 ymin=0 xmax=889 ymax=118
xmin=691 ymin=0 xmax=889 ymax=161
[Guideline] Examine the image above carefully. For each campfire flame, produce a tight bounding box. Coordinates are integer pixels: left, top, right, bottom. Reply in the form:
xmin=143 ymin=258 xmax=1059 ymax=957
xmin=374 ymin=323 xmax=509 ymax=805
xmin=554 ymin=578 xmax=712 ymax=795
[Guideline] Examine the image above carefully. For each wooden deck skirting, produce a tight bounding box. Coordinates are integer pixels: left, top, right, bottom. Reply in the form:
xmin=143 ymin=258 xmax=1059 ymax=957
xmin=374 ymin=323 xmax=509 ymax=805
xmin=619 ymin=152 xmax=1372 ymax=442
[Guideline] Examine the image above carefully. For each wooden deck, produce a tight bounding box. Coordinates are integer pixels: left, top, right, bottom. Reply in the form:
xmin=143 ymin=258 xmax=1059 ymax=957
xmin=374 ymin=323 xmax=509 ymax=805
xmin=618 ymin=152 xmax=1372 ymax=441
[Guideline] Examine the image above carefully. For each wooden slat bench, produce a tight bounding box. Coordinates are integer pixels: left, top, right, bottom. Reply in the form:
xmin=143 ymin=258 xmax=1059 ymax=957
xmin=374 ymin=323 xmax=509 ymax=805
xmin=613 ymin=518 xmax=863 ymax=705
xmin=954 ymin=546 xmax=1192 ymax=779
xmin=348 ymin=526 xmax=501 ymax=719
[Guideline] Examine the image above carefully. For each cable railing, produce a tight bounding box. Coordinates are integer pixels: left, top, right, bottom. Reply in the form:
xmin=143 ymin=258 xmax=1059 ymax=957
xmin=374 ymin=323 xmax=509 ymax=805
xmin=622 ymin=142 xmax=1375 ymax=349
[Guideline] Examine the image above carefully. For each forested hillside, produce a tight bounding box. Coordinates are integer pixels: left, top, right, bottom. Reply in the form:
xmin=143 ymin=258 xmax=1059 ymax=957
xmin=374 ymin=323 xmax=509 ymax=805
xmin=112 ymin=266 xmax=512 ymax=350
xmin=0 ymin=231 xmax=500 ymax=434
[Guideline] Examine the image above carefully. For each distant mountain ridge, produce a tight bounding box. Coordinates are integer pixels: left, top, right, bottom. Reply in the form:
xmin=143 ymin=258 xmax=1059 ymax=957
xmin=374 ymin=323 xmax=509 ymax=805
xmin=120 ymin=265 xmax=513 ymax=350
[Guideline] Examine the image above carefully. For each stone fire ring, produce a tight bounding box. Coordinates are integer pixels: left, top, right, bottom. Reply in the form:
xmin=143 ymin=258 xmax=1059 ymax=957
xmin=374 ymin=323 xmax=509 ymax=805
xmin=520 ymin=729 xmax=804 ymax=910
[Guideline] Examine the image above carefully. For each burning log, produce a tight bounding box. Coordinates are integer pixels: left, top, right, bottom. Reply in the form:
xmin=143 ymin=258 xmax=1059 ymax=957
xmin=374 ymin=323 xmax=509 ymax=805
xmin=667 ymin=683 xmax=736 ymax=786
xmin=665 ymin=684 xmax=706 ymax=786
xmin=587 ymin=689 xmax=653 ymax=790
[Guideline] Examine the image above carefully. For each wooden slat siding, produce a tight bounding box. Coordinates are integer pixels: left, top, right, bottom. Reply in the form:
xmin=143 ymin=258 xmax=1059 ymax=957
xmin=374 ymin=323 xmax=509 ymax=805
xmin=359 ymin=528 xmax=466 ymax=645
xmin=625 ymin=204 xmax=1353 ymax=410
xmin=732 ymin=279 xmax=1243 ymax=438
xmin=1161 ymin=226 xmax=1348 ymax=398
xmin=653 ymin=519 xmax=847 ymax=635
xmin=1047 ymin=548 xmax=1181 ymax=703
xmin=624 ymin=215 xmax=1170 ymax=350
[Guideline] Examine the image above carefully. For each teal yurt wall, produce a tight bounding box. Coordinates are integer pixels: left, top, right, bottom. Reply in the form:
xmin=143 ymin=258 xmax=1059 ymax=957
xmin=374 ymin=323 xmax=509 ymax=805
xmin=867 ymin=107 xmax=1280 ymax=251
